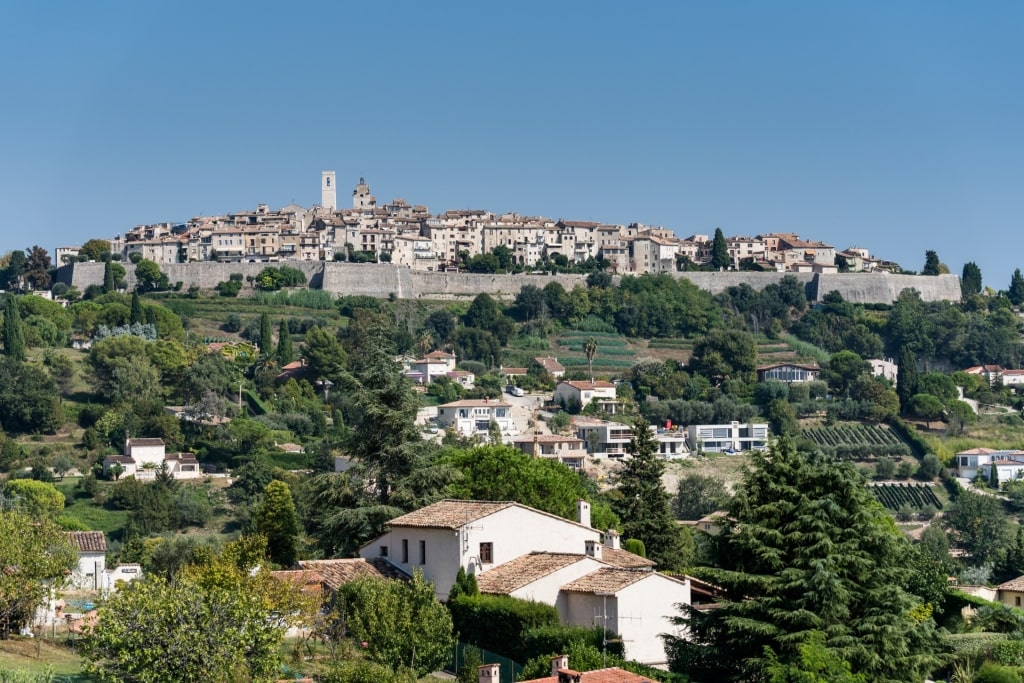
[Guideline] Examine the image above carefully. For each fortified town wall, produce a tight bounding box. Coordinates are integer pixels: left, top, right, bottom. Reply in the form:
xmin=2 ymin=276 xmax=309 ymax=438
xmin=57 ymin=262 xmax=962 ymax=304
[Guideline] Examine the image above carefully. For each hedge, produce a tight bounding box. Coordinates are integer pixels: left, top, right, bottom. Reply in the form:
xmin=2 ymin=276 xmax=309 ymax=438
xmin=522 ymin=625 xmax=625 ymax=662
xmin=448 ymin=595 xmax=559 ymax=662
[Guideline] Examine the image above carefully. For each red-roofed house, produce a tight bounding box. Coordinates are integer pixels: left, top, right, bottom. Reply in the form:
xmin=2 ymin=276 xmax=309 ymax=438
xmin=554 ymin=381 xmax=618 ymax=413
xmin=359 ymin=499 xmax=690 ymax=664
xmin=533 ymin=357 xmax=566 ymax=379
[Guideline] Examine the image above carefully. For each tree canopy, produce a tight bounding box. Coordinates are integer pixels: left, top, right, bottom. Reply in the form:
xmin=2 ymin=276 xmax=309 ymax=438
xmin=664 ymin=439 xmax=939 ymax=682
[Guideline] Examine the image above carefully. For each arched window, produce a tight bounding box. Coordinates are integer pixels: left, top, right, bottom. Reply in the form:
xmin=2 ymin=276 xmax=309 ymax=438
xmin=326 ymin=177 xmax=331 ymax=187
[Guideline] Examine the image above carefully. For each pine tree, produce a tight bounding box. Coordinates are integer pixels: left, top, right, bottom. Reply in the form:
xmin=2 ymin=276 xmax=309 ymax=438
xmin=276 ymin=320 xmax=293 ymax=365
xmin=896 ymin=345 xmax=919 ymax=413
xmin=103 ymin=260 xmax=115 ymax=294
xmin=664 ymin=439 xmax=940 ymax=681
xmin=129 ymin=292 xmax=144 ymax=325
xmin=2 ymin=295 xmax=26 ymax=361
xmin=258 ymin=312 xmax=273 ymax=357
xmin=612 ymin=417 xmax=687 ymax=569
xmin=710 ymin=227 xmax=730 ymax=270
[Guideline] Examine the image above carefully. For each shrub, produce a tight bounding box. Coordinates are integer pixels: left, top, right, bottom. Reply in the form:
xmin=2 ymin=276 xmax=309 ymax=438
xmin=447 ymin=594 xmax=559 ymax=662
xmin=974 ymin=662 xmax=1020 ymax=683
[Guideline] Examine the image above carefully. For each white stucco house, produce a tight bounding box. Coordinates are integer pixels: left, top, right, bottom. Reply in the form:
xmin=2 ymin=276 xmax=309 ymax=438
xmin=66 ymin=531 xmax=106 ymax=591
xmin=955 ymin=447 xmax=1024 ymax=480
xmin=359 ymin=499 xmax=690 ymax=665
xmin=554 ymin=381 xmax=619 ymax=413
xmin=102 ymin=437 xmax=201 ymax=480
xmin=436 ymin=399 xmax=515 ymax=440
xmin=687 ymin=421 xmax=770 ymax=453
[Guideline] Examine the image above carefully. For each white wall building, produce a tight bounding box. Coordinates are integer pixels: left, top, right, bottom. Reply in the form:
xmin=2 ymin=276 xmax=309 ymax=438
xmin=688 ymin=422 xmax=770 ymax=453
xmin=102 ymin=437 xmax=201 ymax=480
xmin=66 ymin=531 xmax=106 ymax=591
xmin=436 ymin=399 xmax=515 ymax=440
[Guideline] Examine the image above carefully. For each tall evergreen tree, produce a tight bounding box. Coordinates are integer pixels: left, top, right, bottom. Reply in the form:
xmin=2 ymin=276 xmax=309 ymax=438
xmin=613 ymin=417 xmax=688 ymax=570
xmin=255 ymin=480 xmax=300 ymax=567
xmin=896 ymin=345 xmax=919 ymax=412
xmin=921 ymin=250 xmax=941 ymax=276
xmin=1009 ymin=268 xmax=1024 ymax=306
xmin=664 ymin=439 xmax=940 ymax=682
xmin=103 ymin=260 xmax=115 ymax=294
xmin=710 ymin=227 xmax=730 ymax=270
xmin=345 ymin=315 xmax=423 ymax=504
xmin=258 ymin=312 xmax=273 ymax=357
xmin=129 ymin=292 xmax=144 ymax=325
xmin=276 ymin=320 xmax=293 ymax=365
xmin=961 ymin=261 xmax=982 ymax=298
xmin=2 ymin=296 xmax=26 ymax=361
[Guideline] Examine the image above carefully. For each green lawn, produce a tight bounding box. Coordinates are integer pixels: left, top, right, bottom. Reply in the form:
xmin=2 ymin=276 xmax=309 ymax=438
xmin=0 ymin=637 xmax=93 ymax=679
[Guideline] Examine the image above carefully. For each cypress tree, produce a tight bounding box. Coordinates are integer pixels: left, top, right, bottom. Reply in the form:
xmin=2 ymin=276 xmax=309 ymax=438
xmin=896 ymin=345 xmax=919 ymax=413
xmin=276 ymin=320 xmax=293 ymax=365
xmin=129 ymin=292 xmax=144 ymax=325
xmin=960 ymin=261 xmax=982 ymax=298
xmin=710 ymin=227 xmax=730 ymax=270
xmin=103 ymin=260 xmax=115 ymax=294
xmin=2 ymin=296 xmax=26 ymax=361
xmin=259 ymin=312 xmax=273 ymax=357
xmin=922 ymin=250 xmax=941 ymax=276
xmin=1010 ymin=268 xmax=1024 ymax=306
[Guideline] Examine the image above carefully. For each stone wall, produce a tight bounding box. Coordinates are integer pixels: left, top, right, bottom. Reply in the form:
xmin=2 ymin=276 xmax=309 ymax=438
xmin=56 ymin=261 xmax=962 ymax=304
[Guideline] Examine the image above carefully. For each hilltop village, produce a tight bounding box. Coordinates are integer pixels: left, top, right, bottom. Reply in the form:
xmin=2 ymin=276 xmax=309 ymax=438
xmin=58 ymin=173 xmax=894 ymax=276
xmin=3 ymin=175 xmax=1024 ymax=682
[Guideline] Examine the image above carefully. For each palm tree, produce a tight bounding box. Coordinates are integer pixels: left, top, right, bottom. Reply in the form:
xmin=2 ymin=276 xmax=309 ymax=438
xmin=584 ymin=337 xmax=598 ymax=383
xmin=416 ymin=330 xmax=435 ymax=357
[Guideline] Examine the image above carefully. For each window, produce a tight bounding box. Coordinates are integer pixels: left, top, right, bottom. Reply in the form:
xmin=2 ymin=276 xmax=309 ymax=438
xmin=480 ymin=542 xmax=493 ymax=564
xmin=419 ymin=540 xmax=426 ymax=565
xmin=380 ymin=545 xmax=389 ymax=558
xmin=402 ymin=539 xmax=409 ymax=563
xmin=1018 ymin=596 xmax=1021 ymax=607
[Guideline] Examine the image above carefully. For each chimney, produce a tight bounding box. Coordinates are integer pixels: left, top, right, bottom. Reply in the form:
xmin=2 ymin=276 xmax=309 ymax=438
xmin=550 ymin=654 xmax=569 ymax=677
xmin=478 ymin=663 xmax=500 ymax=683
xmin=577 ymin=499 xmax=591 ymax=528
xmin=604 ymin=529 xmax=621 ymax=550
xmin=585 ymin=539 xmax=602 ymax=561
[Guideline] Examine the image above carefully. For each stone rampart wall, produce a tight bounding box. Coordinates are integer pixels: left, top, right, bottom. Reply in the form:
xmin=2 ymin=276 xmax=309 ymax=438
xmin=56 ymin=261 xmax=961 ymax=304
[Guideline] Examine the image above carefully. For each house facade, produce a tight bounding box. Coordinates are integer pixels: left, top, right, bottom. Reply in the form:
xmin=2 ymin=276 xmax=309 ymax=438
xmin=511 ymin=434 xmax=587 ymax=470
xmin=436 ymin=399 xmax=515 ymax=440
xmin=955 ymin=447 xmax=1024 ymax=481
xmin=67 ymin=531 xmax=107 ymax=591
xmin=756 ymin=363 xmax=821 ymax=384
xmin=687 ymin=421 xmax=770 ymax=453
xmin=554 ymin=381 xmax=618 ymax=412
xmin=102 ymin=437 xmax=201 ymax=480
xmin=359 ymin=500 xmax=601 ymax=601
xmin=359 ymin=499 xmax=685 ymax=665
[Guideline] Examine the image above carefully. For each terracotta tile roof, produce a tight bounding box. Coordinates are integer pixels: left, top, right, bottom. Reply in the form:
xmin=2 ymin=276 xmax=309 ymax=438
xmin=269 ymin=569 xmax=324 ymax=594
xmin=386 ymin=500 xmax=515 ymax=529
xmin=561 ymin=381 xmax=616 ymax=391
xmin=165 ymin=453 xmax=199 ymax=463
xmin=757 ymin=362 xmax=820 ymax=371
xmin=600 ymin=547 xmax=656 ymax=569
xmin=296 ymin=558 xmax=409 ymax=591
xmin=67 ymin=531 xmax=107 ymax=553
xmin=534 ymin=357 xmax=565 ymax=372
xmin=500 ymin=367 xmax=528 ymax=375
xmin=477 ymin=552 xmax=591 ymax=595
xmin=999 ymin=575 xmax=1024 ymax=592
xmin=425 ymin=350 xmax=456 ymax=359
xmin=561 ymin=568 xmax=652 ymax=594
xmin=521 ymin=667 xmax=660 ymax=683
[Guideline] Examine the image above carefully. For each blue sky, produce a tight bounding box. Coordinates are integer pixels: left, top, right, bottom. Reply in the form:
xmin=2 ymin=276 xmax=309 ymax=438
xmin=2 ymin=2 xmax=1022 ymax=288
